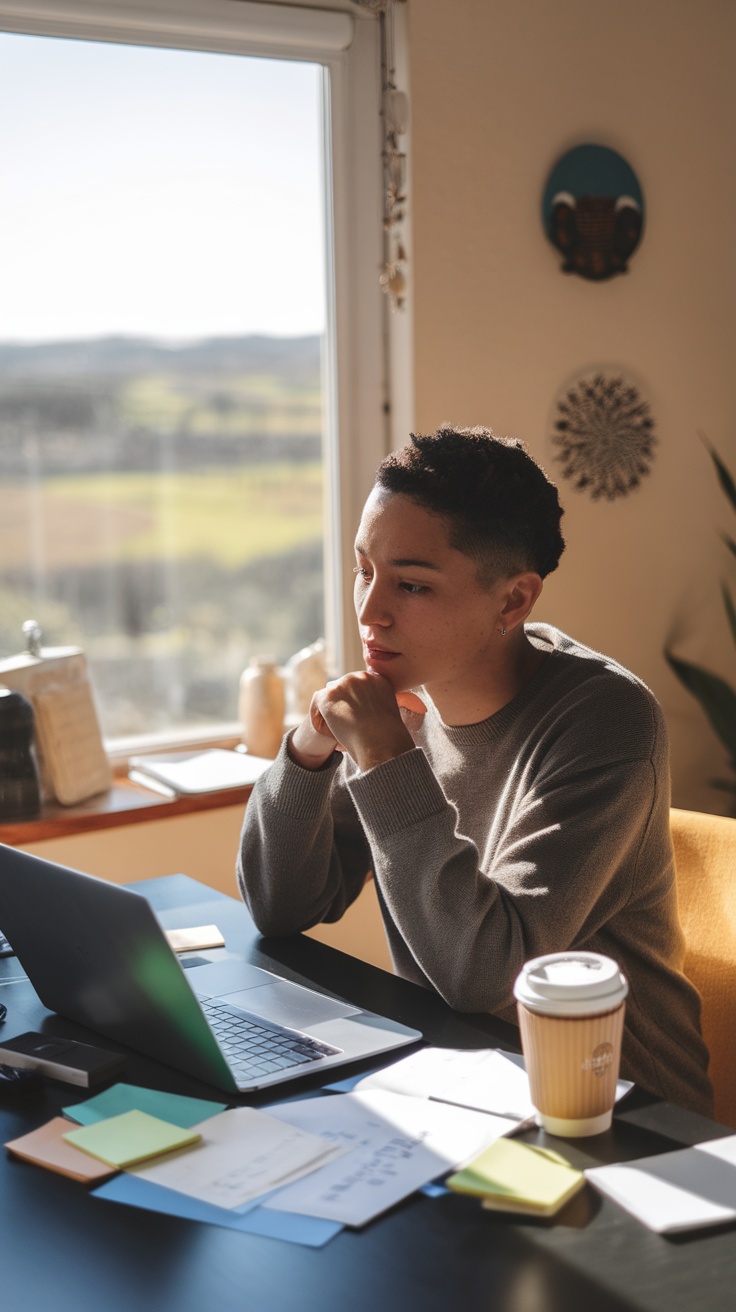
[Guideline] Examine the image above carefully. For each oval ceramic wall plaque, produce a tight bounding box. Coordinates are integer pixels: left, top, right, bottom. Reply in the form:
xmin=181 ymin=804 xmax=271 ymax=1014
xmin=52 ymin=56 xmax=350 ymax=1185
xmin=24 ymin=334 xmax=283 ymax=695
xmin=542 ymin=144 xmax=644 ymax=280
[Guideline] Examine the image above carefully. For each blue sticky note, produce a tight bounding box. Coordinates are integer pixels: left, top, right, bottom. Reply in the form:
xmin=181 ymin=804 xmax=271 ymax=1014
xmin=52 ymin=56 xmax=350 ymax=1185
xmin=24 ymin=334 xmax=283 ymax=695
xmin=421 ymin=1182 xmax=450 ymax=1198
xmin=93 ymin=1174 xmax=257 ymax=1227
xmin=64 ymin=1083 xmax=228 ymax=1129
xmin=321 ymin=1072 xmax=371 ymax=1093
xmin=93 ymin=1174 xmax=342 ymax=1247
xmin=239 ymin=1206 xmax=342 ymax=1247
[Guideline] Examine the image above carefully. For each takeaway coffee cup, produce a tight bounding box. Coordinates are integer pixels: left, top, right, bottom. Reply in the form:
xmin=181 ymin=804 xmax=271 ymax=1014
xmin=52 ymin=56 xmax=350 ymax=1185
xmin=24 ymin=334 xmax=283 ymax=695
xmin=514 ymin=952 xmax=629 ymax=1137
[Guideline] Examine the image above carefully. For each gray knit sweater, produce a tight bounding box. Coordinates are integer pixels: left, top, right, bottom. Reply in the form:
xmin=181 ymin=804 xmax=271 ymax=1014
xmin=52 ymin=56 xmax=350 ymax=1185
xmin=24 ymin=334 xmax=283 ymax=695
xmin=237 ymin=623 xmax=713 ymax=1116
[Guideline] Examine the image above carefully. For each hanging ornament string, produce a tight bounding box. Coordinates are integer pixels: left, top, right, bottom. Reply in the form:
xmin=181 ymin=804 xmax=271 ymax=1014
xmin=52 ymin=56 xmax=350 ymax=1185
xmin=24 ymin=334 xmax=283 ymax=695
xmin=353 ymin=0 xmax=409 ymax=310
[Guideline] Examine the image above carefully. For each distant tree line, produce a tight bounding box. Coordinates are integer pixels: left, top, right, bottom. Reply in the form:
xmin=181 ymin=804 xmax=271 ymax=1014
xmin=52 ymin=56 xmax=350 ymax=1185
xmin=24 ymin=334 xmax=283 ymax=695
xmin=0 ymin=333 xmax=322 ymax=475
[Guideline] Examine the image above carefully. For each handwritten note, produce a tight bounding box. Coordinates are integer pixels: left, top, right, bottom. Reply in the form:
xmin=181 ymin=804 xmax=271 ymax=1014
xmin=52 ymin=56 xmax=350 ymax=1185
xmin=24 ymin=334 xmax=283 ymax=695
xmin=263 ymin=1090 xmax=513 ymax=1227
xmin=129 ymin=1107 xmax=346 ymax=1210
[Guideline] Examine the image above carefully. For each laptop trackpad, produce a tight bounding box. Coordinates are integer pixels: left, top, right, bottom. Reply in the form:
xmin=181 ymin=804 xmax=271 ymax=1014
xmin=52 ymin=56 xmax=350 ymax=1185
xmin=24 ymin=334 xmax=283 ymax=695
xmin=189 ymin=959 xmax=274 ymax=995
xmin=189 ymin=957 xmax=359 ymax=1029
xmin=223 ymin=981 xmax=359 ymax=1029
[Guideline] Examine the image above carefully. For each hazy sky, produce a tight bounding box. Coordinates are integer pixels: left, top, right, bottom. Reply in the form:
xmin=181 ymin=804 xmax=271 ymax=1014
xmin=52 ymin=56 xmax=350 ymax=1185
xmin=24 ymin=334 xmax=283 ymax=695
xmin=0 ymin=32 xmax=326 ymax=342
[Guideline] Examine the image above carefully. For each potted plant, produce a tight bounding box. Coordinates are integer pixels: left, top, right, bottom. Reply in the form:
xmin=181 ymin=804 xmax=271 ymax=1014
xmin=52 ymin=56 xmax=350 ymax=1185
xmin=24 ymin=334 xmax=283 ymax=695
xmin=665 ymin=442 xmax=736 ymax=801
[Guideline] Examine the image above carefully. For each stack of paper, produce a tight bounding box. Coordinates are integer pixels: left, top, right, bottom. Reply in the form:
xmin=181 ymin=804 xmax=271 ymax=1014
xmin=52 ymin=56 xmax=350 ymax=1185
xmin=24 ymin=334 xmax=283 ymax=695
xmin=447 ymin=1138 xmax=585 ymax=1216
xmin=90 ymin=1083 xmax=515 ymax=1231
xmin=5 ymin=1053 xmax=646 ymax=1243
xmin=6 ymin=1082 xmax=339 ymax=1193
xmin=260 ymin=1089 xmax=513 ymax=1227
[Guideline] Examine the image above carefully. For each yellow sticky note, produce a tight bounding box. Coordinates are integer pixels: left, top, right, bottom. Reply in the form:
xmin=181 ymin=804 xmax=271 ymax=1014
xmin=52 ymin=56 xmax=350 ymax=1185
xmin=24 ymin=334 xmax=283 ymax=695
xmin=447 ymin=1137 xmax=585 ymax=1216
xmin=63 ymin=1110 xmax=201 ymax=1168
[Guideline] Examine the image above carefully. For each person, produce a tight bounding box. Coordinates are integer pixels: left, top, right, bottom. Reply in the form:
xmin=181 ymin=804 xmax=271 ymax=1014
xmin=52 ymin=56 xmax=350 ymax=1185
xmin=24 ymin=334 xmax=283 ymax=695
xmin=237 ymin=425 xmax=713 ymax=1116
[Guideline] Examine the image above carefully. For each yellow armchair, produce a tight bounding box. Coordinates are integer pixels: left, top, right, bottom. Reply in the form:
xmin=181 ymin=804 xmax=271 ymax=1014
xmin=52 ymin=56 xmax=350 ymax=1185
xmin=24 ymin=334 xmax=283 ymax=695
xmin=671 ymin=806 xmax=736 ymax=1128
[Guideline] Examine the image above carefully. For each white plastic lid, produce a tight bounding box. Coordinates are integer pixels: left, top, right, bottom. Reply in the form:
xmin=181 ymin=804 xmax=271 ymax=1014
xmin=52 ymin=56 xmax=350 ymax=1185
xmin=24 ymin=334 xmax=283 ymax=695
xmin=514 ymin=952 xmax=628 ymax=1017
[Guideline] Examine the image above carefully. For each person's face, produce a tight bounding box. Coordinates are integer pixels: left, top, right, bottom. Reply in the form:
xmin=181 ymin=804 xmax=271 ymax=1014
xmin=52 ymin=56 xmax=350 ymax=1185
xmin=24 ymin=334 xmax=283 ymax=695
xmin=353 ymin=488 xmax=507 ymax=701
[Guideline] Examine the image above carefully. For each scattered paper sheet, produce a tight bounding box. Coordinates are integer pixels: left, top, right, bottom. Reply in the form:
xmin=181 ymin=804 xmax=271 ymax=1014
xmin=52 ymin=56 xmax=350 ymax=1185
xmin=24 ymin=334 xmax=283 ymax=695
xmin=63 ymin=1110 xmax=201 ymax=1168
xmin=263 ymin=1089 xmax=517 ymax=1227
xmin=93 ymin=1174 xmax=343 ymax=1246
xmin=586 ymin=1134 xmax=736 ymax=1233
xmin=128 ymin=1107 xmax=346 ymax=1210
xmin=356 ymin=1047 xmax=536 ymax=1119
xmin=63 ymin=1083 xmax=228 ymax=1129
xmin=353 ymin=1046 xmax=633 ymax=1118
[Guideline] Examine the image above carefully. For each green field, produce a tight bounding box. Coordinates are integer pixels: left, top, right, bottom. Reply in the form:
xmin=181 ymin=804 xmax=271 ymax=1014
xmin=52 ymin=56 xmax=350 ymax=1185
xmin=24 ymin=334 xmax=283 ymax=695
xmin=0 ymin=336 xmax=327 ymax=731
xmin=120 ymin=372 xmax=322 ymax=437
xmin=2 ymin=460 xmax=323 ymax=570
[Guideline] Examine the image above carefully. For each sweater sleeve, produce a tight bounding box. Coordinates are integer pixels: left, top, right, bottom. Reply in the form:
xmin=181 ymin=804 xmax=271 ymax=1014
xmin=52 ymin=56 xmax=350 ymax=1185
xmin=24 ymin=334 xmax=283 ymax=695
xmin=237 ymin=735 xmax=372 ymax=937
xmin=346 ymin=715 xmax=669 ymax=1015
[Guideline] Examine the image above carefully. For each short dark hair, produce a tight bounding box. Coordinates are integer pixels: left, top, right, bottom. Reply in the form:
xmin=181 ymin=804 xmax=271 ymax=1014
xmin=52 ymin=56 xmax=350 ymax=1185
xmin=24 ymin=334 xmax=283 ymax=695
xmin=374 ymin=425 xmax=565 ymax=582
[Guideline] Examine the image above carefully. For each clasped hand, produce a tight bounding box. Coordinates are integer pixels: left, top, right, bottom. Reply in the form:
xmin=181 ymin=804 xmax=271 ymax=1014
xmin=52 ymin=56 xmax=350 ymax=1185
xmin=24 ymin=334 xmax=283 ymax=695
xmin=289 ymin=670 xmax=424 ymax=773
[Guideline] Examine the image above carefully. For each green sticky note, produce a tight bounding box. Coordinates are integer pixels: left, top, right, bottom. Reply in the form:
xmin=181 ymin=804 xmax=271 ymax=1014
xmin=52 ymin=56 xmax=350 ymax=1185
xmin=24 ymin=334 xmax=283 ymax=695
xmin=447 ymin=1138 xmax=585 ymax=1216
xmin=64 ymin=1083 xmax=227 ymax=1129
xmin=63 ymin=1110 xmax=201 ymax=1169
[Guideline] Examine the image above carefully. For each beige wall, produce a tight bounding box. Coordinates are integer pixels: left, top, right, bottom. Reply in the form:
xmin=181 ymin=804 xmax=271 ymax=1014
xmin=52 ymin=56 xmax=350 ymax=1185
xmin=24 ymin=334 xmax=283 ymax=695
xmin=407 ymin=0 xmax=736 ymax=812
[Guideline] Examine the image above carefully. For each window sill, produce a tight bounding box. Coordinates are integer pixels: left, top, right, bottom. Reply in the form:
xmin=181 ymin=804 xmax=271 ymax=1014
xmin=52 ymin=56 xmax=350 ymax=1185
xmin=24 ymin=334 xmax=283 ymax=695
xmin=0 ymin=774 xmax=254 ymax=846
xmin=105 ymin=725 xmax=244 ymax=772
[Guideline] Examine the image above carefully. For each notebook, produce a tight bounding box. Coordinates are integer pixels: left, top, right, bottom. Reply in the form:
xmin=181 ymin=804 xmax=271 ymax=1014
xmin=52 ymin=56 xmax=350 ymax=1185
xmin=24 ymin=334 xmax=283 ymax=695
xmin=128 ymin=748 xmax=273 ymax=796
xmin=0 ymin=844 xmax=421 ymax=1095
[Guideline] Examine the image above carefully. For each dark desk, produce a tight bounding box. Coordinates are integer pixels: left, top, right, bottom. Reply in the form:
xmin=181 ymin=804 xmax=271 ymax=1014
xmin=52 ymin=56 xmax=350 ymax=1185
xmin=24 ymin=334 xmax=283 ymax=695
xmin=1 ymin=875 xmax=734 ymax=1312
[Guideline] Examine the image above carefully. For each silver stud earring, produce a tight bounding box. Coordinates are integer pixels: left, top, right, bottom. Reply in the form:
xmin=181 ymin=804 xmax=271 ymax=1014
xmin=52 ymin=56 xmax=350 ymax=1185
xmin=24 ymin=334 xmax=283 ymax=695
xmin=500 ymin=627 xmax=507 ymax=637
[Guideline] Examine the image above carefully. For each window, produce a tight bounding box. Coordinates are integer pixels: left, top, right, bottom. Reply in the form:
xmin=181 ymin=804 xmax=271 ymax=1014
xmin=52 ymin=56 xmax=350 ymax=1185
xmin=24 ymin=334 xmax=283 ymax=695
xmin=0 ymin=0 xmax=389 ymax=745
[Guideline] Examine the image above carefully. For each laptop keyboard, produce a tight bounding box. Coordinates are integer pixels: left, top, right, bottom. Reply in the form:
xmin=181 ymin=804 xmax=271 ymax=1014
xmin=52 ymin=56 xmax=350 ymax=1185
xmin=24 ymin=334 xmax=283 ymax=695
xmin=200 ymin=999 xmax=340 ymax=1082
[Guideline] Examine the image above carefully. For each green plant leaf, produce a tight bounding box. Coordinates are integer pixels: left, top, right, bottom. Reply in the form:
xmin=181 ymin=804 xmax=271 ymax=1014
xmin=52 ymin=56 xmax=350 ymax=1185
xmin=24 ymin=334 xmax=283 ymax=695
xmin=711 ymin=778 xmax=736 ymax=795
xmin=723 ymin=583 xmax=736 ymax=648
xmin=702 ymin=436 xmax=736 ymax=517
xmin=722 ymin=532 xmax=736 ymax=563
xmin=665 ymin=651 xmax=736 ymax=762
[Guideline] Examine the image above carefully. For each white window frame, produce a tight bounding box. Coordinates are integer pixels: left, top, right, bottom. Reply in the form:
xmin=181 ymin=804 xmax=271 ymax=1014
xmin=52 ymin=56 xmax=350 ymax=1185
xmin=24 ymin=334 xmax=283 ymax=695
xmin=0 ymin=0 xmax=403 ymax=702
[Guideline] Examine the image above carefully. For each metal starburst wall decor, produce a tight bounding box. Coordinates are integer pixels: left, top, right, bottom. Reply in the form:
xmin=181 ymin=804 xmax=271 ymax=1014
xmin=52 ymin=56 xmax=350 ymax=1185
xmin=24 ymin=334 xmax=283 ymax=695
xmin=551 ymin=371 xmax=657 ymax=501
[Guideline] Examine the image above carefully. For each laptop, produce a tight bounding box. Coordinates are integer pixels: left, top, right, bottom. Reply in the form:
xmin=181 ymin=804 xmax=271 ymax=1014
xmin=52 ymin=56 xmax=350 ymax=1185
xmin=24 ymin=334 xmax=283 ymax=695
xmin=0 ymin=844 xmax=421 ymax=1094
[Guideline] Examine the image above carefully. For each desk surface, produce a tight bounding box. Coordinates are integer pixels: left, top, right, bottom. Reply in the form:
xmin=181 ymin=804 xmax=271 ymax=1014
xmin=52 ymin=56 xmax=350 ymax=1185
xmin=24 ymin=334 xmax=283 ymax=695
xmin=1 ymin=874 xmax=733 ymax=1312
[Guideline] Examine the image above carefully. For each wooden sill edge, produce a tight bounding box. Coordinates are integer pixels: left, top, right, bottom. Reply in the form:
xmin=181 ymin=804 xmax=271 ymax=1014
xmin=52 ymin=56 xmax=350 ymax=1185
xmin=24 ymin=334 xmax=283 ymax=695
xmin=0 ymin=774 xmax=255 ymax=846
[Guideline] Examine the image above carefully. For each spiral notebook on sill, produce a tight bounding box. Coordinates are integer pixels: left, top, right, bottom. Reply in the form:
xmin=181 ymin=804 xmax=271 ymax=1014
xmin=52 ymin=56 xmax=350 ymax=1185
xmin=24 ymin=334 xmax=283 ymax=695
xmin=128 ymin=748 xmax=273 ymax=796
